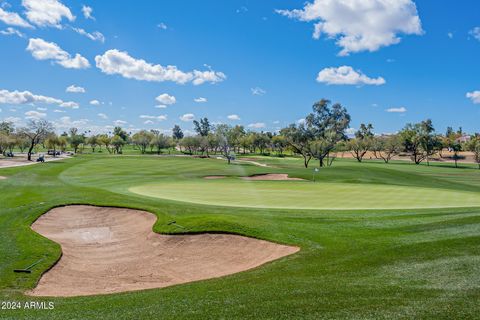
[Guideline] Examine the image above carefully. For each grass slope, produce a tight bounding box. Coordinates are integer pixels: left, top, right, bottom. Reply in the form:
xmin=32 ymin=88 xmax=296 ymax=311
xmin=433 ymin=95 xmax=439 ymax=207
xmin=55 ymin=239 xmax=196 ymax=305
xmin=0 ymin=155 xmax=479 ymax=319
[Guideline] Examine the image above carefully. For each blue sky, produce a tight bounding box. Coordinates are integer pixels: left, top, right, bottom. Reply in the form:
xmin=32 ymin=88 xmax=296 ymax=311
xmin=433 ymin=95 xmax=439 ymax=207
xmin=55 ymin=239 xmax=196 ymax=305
xmin=0 ymin=0 xmax=479 ymax=135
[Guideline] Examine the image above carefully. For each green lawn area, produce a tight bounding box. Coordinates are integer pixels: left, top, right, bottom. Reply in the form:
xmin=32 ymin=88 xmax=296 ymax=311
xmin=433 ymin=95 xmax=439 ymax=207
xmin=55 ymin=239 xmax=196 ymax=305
xmin=1 ymin=154 xmax=480 ymax=319
xmin=130 ymin=180 xmax=480 ymax=210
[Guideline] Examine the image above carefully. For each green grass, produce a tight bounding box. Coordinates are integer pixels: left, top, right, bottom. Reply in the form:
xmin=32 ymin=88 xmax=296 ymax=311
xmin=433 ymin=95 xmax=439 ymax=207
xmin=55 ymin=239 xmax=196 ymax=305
xmin=130 ymin=180 xmax=480 ymax=210
xmin=1 ymin=154 xmax=480 ymax=319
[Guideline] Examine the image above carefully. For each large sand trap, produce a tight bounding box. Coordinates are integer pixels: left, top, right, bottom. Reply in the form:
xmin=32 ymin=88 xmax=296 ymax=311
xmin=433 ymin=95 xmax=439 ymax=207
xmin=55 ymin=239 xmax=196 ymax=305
xmin=0 ymin=176 xmax=6 ymax=180
xmin=28 ymin=206 xmax=298 ymax=297
xmin=241 ymin=174 xmax=305 ymax=181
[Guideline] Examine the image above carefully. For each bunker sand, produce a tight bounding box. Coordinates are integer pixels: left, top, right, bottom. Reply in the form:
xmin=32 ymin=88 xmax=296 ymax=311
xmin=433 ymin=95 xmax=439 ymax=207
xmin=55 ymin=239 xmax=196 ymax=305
xmin=241 ymin=174 xmax=305 ymax=181
xmin=28 ymin=206 xmax=298 ymax=297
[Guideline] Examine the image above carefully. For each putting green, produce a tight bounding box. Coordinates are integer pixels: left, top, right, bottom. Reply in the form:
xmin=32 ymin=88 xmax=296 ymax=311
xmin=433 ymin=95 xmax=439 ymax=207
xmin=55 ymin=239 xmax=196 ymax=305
xmin=129 ymin=179 xmax=480 ymax=210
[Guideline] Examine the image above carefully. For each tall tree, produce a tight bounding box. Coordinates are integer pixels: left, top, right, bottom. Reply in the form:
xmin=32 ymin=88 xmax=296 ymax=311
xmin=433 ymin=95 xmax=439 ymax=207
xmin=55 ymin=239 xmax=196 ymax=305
xmin=280 ymin=124 xmax=313 ymax=168
xmin=113 ymin=126 xmax=129 ymax=141
xmin=172 ymin=125 xmax=184 ymax=140
xmin=399 ymin=120 xmax=437 ymax=165
xmin=18 ymin=120 xmax=54 ymax=161
xmin=193 ymin=118 xmax=211 ymax=136
xmin=306 ymin=99 xmax=351 ymax=167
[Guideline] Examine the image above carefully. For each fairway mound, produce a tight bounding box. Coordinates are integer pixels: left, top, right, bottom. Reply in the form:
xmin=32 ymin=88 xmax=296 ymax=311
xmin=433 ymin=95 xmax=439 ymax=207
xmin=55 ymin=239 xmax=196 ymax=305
xmin=203 ymin=175 xmax=227 ymax=179
xmin=242 ymin=173 xmax=305 ymax=181
xmin=28 ymin=205 xmax=298 ymax=297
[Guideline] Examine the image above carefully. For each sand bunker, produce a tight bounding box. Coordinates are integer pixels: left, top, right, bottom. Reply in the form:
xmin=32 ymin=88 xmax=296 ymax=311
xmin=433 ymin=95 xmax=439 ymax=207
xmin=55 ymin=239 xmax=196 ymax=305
xmin=203 ymin=175 xmax=227 ymax=179
xmin=241 ymin=174 xmax=305 ymax=181
xmin=0 ymin=176 xmax=6 ymax=180
xmin=28 ymin=206 xmax=298 ymax=297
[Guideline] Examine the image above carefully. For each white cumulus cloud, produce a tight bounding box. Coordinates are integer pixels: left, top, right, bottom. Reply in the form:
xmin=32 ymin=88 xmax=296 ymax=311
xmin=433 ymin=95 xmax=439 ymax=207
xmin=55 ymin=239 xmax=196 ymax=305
xmin=22 ymin=0 xmax=75 ymax=28
xmin=97 ymin=113 xmax=108 ymax=119
xmin=251 ymin=87 xmax=266 ymax=95
xmin=26 ymin=38 xmax=90 ymax=69
xmin=66 ymin=85 xmax=85 ymax=93
xmin=466 ymin=91 xmax=480 ymax=104
xmin=179 ymin=113 xmax=195 ymax=122
xmin=25 ymin=110 xmax=46 ymax=119
xmin=0 ymin=7 xmax=33 ymax=28
xmin=248 ymin=122 xmax=266 ymax=128
xmin=82 ymin=5 xmax=94 ymax=20
xmin=156 ymin=93 xmax=176 ymax=105
xmin=0 ymin=27 xmax=25 ymax=37
xmin=72 ymin=27 xmax=105 ymax=43
xmin=95 ymin=49 xmax=226 ymax=85
xmin=227 ymin=114 xmax=241 ymax=121
xmin=89 ymin=100 xmax=101 ymax=106
xmin=0 ymin=89 xmax=77 ymax=107
xmin=59 ymin=101 xmax=79 ymax=109
xmin=317 ymin=66 xmax=385 ymax=85
xmin=139 ymin=115 xmax=167 ymax=121
xmin=194 ymin=97 xmax=207 ymax=103
xmin=276 ymin=0 xmax=423 ymax=56
xmin=386 ymin=107 xmax=407 ymax=113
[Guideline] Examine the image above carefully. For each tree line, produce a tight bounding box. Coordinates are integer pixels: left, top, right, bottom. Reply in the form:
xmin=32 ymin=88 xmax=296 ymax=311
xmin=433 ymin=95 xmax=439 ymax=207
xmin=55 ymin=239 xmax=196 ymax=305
xmin=1 ymin=98 xmax=480 ymax=168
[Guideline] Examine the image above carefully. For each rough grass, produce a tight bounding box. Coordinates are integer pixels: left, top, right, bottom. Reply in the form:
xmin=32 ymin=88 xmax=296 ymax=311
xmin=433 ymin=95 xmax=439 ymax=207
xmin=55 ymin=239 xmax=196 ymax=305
xmin=0 ymin=154 xmax=479 ymax=319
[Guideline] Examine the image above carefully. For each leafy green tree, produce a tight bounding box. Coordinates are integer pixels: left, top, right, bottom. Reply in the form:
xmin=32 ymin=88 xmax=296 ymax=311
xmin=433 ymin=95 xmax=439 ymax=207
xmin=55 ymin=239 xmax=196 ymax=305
xmin=150 ymin=132 xmax=171 ymax=155
xmin=45 ymin=134 xmax=61 ymax=157
xmin=399 ymin=119 xmax=437 ymax=165
xmin=86 ymin=135 xmax=99 ymax=153
xmin=372 ymin=135 xmax=402 ymax=163
xmin=349 ymin=123 xmax=374 ymax=162
xmin=172 ymin=125 xmax=184 ymax=140
xmin=271 ymin=135 xmax=287 ymax=156
xmin=68 ymin=128 xmax=86 ymax=154
xmin=467 ymin=136 xmax=480 ymax=169
xmin=113 ymin=126 xmax=129 ymax=141
xmin=111 ymin=135 xmax=125 ymax=154
xmin=132 ymin=130 xmax=154 ymax=154
xmin=281 ymin=124 xmax=313 ymax=168
xmin=193 ymin=118 xmax=211 ymax=136
xmin=97 ymin=134 xmax=112 ymax=153
xmin=306 ymin=99 xmax=351 ymax=167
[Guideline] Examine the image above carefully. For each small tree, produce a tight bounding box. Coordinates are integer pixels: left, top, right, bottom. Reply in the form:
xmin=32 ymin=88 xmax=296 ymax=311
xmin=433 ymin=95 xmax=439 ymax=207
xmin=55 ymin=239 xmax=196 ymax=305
xmin=467 ymin=136 xmax=480 ymax=169
xmin=132 ymin=130 xmax=153 ymax=154
xmin=68 ymin=128 xmax=85 ymax=154
xmin=150 ymin=132 xmax=170 ymax=155
xmin=45 ymin=134 xmax=60 ymax=157
xmin=18 ymin=120 xmax=54 ymax=161
xmin=97 ymin=134 xmax=112 ymax=153
xmin=111 ymin=135 xmax=125 ymax=154
xmin=271 ymin=135 xmax=287 ymax=156
xmin=349 ymin=123 xmax=374 ymax=162
xmin=372 ymin=135 xmax=401 ymax=163
xmin=86 ymin=135 xmax=99 ymax=153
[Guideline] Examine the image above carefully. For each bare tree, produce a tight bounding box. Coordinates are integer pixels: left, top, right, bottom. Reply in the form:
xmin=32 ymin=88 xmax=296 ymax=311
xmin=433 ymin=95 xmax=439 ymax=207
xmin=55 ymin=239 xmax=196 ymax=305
xmin=18 ymin=120 xmax=54 ymax=161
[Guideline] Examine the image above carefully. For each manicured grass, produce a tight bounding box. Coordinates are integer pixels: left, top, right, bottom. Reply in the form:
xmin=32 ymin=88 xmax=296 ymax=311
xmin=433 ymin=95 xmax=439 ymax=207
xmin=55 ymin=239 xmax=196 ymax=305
xmin=1 ymin=154 xmax=480 ymax=319
xmin=130 ymin=179 xmax=480 ymax=210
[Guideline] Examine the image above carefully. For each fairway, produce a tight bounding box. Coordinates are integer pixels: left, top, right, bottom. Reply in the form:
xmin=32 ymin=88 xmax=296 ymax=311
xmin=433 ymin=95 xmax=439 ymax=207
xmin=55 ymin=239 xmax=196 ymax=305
xmin=130 ymin=179 xmax=480 ymax=210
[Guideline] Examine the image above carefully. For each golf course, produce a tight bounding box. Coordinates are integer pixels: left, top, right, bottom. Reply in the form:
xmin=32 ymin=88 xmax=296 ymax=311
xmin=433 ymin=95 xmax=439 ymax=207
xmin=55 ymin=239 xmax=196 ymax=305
xmin=1 ymin=154 xmax=480 ymax=319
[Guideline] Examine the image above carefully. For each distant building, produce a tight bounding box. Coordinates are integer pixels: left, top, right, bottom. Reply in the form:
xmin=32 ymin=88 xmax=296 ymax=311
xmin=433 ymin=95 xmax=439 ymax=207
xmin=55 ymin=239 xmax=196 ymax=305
xmin=456 ymin=135 xmax=471 ymax=143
